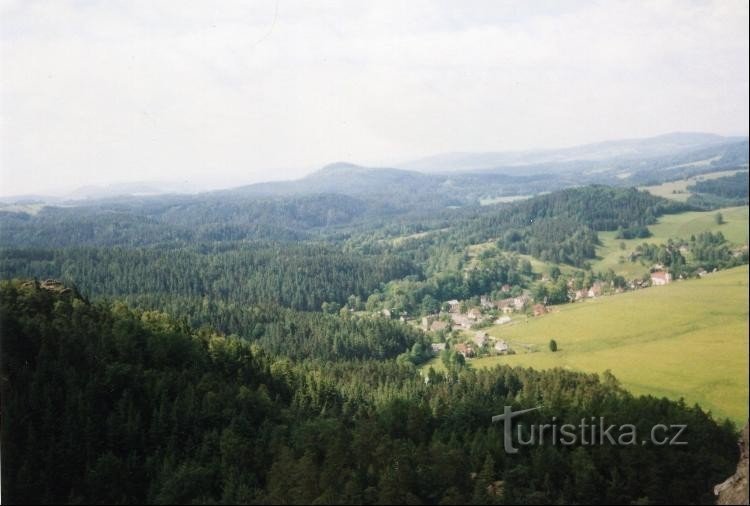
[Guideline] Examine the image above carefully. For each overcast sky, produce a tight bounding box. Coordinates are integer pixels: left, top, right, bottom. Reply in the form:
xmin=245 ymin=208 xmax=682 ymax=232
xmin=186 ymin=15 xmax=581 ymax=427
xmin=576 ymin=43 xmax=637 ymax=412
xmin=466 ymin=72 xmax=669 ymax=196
xmin=1 ymin=0 xmax=748 ymax=196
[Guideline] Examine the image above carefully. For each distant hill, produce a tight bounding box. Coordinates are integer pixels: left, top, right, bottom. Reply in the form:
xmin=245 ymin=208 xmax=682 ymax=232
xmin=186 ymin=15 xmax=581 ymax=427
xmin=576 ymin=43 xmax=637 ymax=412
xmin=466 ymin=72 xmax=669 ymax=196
xmin=1 ymin=133 xmax=745 ymax=226
xmin=227 ymin=162 xmax=438 ymax=197
xmin=399 ymin=132 xmax=748 ymax=174
xmin=65 ymin=181 xmax=202 ymax=200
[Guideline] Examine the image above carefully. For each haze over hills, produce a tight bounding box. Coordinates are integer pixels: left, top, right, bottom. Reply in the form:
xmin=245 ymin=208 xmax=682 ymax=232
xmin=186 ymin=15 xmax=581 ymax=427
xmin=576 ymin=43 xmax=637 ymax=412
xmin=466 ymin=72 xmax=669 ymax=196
xmin=1 ymin=132 xmax=747 ymax=206
xmin=399 ymin=132 xmax=748 ymax=173
xmin=211 ymin=132 xmax=749 ymax=205
xmin=0 ymin=180 xmax=204 ymax=204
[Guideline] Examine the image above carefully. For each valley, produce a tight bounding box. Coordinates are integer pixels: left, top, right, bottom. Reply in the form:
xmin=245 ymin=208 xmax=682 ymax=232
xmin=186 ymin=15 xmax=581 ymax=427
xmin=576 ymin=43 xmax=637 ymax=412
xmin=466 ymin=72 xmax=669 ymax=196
xmin=422 ymin=266 xmax=749 ymax=424
xmin=1 ymin=134 xmax=748 ymax=504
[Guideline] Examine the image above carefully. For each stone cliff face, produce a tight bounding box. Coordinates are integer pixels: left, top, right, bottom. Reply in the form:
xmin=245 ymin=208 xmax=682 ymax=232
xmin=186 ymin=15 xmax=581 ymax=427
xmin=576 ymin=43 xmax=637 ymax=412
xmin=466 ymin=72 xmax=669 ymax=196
xmin=715 ymin=423 xmax=749 ymax=505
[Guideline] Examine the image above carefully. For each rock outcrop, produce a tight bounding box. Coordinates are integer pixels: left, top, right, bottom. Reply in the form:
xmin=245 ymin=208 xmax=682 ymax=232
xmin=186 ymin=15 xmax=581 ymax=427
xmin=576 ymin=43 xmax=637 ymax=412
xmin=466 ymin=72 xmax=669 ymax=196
xmin=715 ymin=422 xmax=749 ymax=505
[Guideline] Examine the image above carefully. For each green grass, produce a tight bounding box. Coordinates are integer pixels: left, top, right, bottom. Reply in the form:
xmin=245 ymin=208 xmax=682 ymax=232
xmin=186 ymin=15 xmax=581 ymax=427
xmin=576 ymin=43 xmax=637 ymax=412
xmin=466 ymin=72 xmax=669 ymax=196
xmin=591 ymin=205 xmax=749 ymax=278
xmin=423 ymin=266 xmax=749 ymax=425
xmin=639 ymin=169 xmax=748 ymax=201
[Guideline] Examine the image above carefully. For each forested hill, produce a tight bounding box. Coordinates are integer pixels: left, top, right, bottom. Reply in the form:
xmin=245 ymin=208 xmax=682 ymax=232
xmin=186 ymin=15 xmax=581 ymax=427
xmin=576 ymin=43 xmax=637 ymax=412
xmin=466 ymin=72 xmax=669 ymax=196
xmin=0 ymin=193 xmax=383 ymax=248
xmin=0 ymin=184 xmax=688 ymax=252
xmin=0 ymin=186 xmax=689 ymax=330
xmin=0 ymin=281 xmax=739 ymax=504
xmin=373 ymin=186 xmax=690 ymax=267
xmin=483 ymin=186 xmax=688 ymax=265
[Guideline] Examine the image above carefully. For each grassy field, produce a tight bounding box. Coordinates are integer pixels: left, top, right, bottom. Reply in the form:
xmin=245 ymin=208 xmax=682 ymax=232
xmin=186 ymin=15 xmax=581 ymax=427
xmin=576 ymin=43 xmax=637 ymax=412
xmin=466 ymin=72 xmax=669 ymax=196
xmin=639 ymin=169 xmax=748 ymax=201
xmin=422 ymin=266 xmax=749 ymax=425
xmin=591 ymin=205 xmax=749 ymax=278
xmin=479 ymin=194 xmax=532 ymax=205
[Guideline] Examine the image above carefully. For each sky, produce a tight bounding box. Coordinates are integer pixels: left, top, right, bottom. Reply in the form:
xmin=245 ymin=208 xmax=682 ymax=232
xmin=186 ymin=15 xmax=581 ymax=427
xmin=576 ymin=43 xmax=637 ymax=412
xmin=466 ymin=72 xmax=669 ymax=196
xmin=1 ymin=0 xmax=748 ymax=196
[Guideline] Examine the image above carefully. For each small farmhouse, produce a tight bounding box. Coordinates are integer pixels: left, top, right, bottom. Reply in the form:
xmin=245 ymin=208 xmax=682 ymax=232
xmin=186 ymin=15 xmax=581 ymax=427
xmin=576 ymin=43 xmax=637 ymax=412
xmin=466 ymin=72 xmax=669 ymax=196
xmin=473 ymin=331 xmax=489 ymax=347
xmin=467 ymin=308 xmax=482 ymax=321
xmin=650 ymin=271 xmax=672 ymax=286
xmin=454 ymin=343 xmax=475 ymax=358
xmin=532 ymin=304 xmax=547 ymax=316
xmin=494 ymin=339 xmax=509 ymax=354
xmin=513 ymin=294 xmax=531 ymax=311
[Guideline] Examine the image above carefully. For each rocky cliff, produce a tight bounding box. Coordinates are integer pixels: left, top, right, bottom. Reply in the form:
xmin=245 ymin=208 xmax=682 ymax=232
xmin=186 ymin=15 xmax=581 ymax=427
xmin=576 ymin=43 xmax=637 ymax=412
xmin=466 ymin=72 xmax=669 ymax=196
xmin=715 ymin=422 xmax=749 ymax=505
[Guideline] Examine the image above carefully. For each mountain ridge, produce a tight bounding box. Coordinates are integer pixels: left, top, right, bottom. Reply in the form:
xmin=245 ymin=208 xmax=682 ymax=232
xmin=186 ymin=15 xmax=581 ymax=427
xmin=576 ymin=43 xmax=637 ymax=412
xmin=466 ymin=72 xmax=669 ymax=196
xmin=399 ymin=132 xmax=748 ymax=173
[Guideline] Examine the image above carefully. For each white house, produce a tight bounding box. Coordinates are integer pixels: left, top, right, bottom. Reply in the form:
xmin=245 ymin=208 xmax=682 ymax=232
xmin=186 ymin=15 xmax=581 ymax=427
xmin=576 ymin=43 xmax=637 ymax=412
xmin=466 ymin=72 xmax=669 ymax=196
xmin=494 ymin=340 xmax=509 ymax=353
xmin=650 ymin=271 xmax=672 ymax=286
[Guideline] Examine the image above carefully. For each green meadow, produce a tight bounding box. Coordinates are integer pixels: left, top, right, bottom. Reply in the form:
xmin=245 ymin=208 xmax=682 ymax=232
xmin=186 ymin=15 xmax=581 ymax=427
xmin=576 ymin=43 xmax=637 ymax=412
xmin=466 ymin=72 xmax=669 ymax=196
xmin=639 ymin=168 xmax=748 ymax=201
xmin=424 ymin=266 xmax=749 ymax=425
xmin=591 ymin=205 xmax=749 ymax=278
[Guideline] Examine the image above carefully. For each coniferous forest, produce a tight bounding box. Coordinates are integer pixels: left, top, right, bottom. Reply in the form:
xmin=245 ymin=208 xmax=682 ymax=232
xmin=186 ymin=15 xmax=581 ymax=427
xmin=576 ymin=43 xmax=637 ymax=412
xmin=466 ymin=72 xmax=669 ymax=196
xmin=0 ymin=280 xmax=738 ymax=504
xmin=1 ymin=182 xmax=747 ymax=504
xmin=3 ymin=2 xmax=750 ymax=501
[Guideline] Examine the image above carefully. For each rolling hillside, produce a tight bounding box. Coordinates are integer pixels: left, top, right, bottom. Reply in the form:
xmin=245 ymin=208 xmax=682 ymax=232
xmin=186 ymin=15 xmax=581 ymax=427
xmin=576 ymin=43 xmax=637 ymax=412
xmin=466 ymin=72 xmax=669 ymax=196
xmin=424 ymin=266 xmax=750 ymax=424
xmin=591 ymin=205 xmax=749 ymax=277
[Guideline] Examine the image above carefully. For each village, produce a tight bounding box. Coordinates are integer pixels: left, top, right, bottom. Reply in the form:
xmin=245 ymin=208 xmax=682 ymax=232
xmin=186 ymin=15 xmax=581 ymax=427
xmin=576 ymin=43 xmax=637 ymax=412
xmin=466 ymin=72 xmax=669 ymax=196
xmin=377 ymin=266 xmax=684 ymax=361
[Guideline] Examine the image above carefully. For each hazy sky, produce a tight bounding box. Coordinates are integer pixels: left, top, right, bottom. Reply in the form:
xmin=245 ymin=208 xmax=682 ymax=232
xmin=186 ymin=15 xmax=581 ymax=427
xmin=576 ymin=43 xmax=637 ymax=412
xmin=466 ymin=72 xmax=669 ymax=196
xmin=1 ymin=0 xmax=748 ymax=196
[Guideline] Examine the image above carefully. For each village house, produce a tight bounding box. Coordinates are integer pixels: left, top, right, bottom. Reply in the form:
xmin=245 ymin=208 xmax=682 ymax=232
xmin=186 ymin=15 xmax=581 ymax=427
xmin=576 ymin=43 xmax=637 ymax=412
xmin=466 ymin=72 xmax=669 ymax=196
xmin=650 ymin=271 xmax=672 ymax=286
xmin=480 ymin=295 xmax=493 ymax=309
xmin=532 ymin=303 xmax=547 ymax=317
xmin=630 ymin=278 xmax=649 ymax=289
xmin=381 ymin=308 xmax=392 ymax=318
xmin=446 ymin=299 xmax=460 ymax=313
xmin=513 ymin=294 xmax=531 ymax=311
xmin=467 ymin=307 xmax=483 ymax=321
xmin=587 ymin=281 xmax=604 ymax=298
xmin=494 ymin=339 xmax=509 ymax=354
xmin=500 ymin=284 xmax=511 ymax=293
xmin=449 ymin=312 xmax=471 ymax=328
xmin=494 ymin=298 xmax=514 ymax=312
xmin=473 ymin=331 xmax=489 ymax=347
xmin=494 ymin=315 xmax=512 ymax=325
xmin=454 ymin=342 xmax=475 ymax=358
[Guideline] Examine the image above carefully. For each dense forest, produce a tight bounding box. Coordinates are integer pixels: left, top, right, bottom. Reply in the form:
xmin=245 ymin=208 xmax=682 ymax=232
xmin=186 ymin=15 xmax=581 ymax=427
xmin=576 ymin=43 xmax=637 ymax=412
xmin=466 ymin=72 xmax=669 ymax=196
xmin=0 ymin=282 xmax=739 ymax=504
xmin=686 ymin=171 xmax=750 ymax=208
xmin=364 ymin=186 xmax=691 ymax=268
xmin=0 ymin=193 xmax=382 ymax=247
xmin=0 ymin=186 xmax=690 ymax=327
xmin=0 ymin=244 xmax=418 ymax=312
xmin=1 ymin=181 xmax=747 ymax=504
